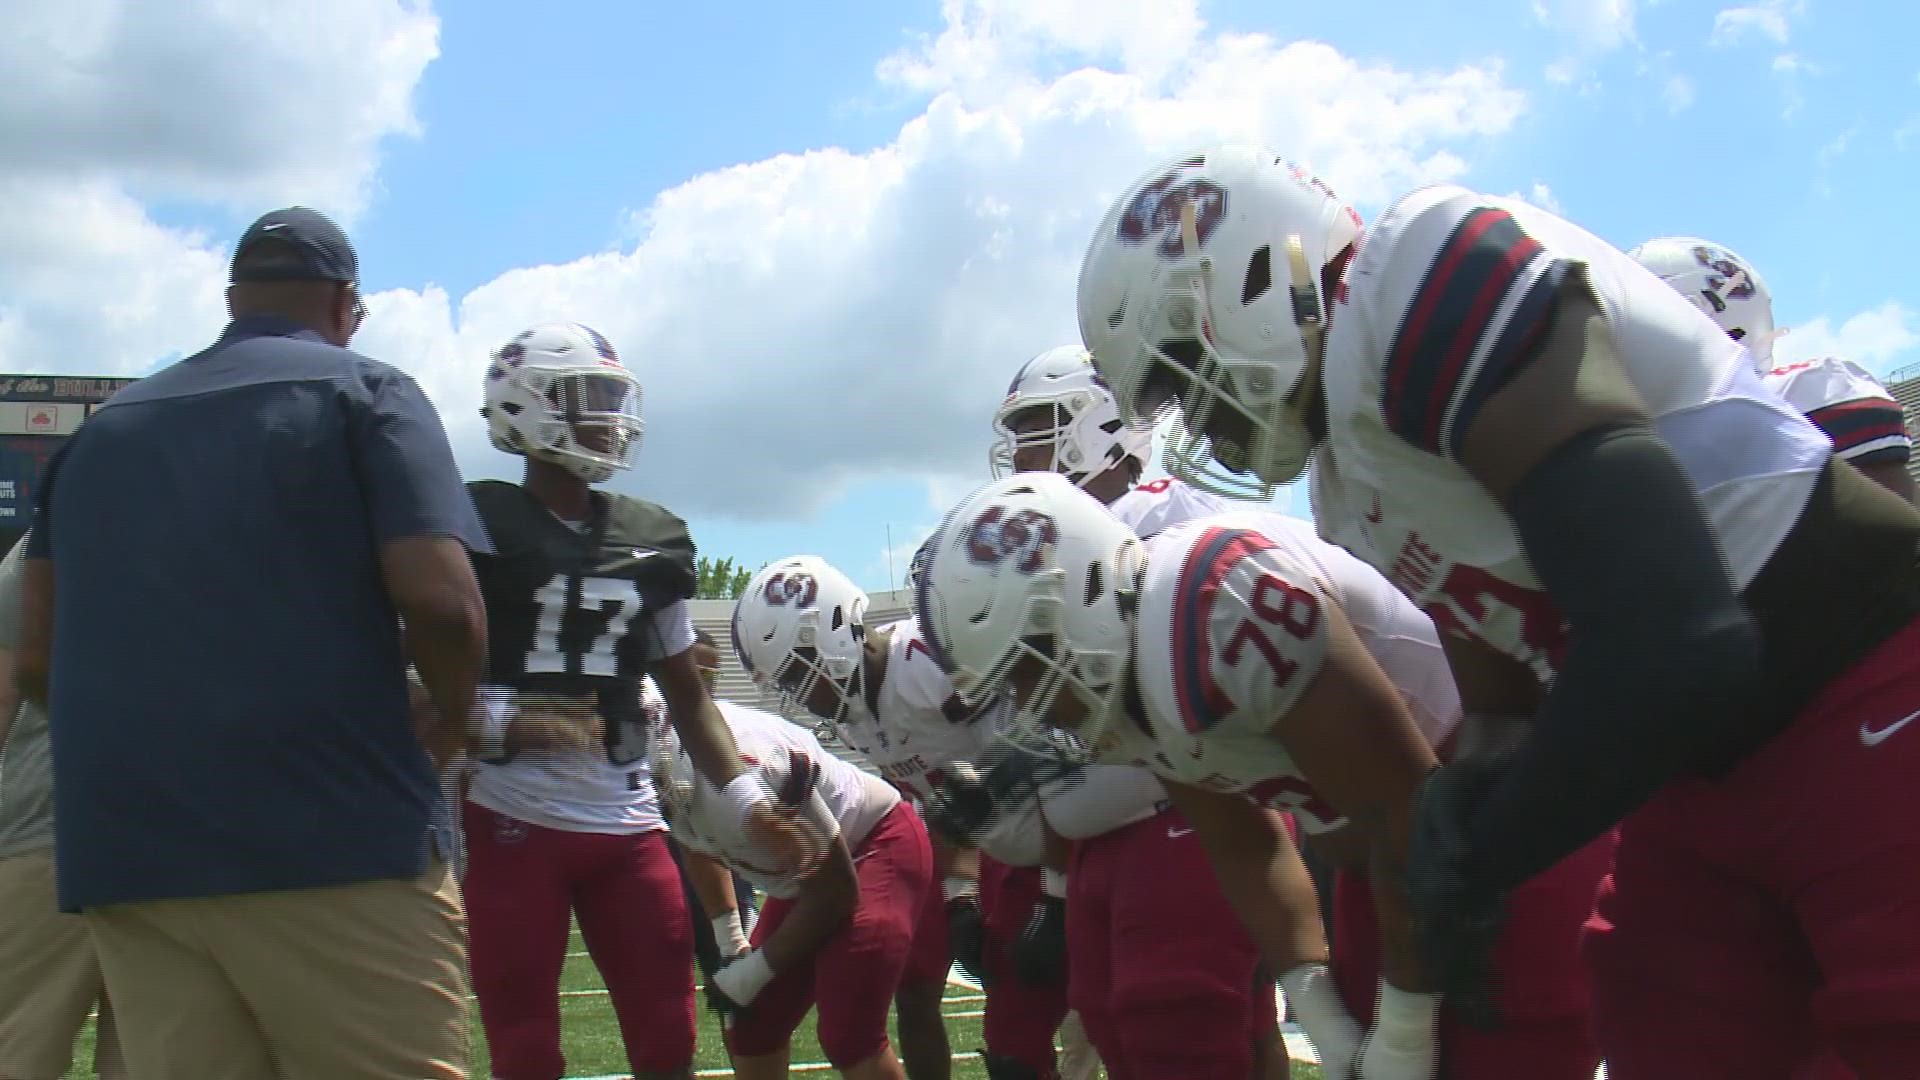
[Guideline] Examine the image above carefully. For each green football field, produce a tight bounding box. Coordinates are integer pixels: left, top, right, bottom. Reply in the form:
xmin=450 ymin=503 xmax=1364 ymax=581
xmin=60 ymin=926 xmax=1324 ymax=1078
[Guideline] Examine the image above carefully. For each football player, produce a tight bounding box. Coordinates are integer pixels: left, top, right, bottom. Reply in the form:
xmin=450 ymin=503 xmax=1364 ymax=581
xmin=734 ymin=556 xmax=1074 ymax=1080
xmin=461 ymin=322 xmax=819 ymax=1080
xmin=914 ymin=471 xmax=1476 ymax=1079
xmin=651 ymin=679 xmax=930 ymax=1080
xmin=1077 ymin=145 xmax=1920 ymax=1077
xmin=1630 ymin=236 xmax=1916 ymax=504
xmin=993 ymin=347 xmax=1292 ymax=1080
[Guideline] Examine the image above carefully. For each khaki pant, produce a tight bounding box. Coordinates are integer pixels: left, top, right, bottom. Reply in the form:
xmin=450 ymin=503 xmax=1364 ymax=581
xmin=87 ymin=862 xmax=470 ymax=1080
xmin=0 ymin=849 xmax=122 ymax=1079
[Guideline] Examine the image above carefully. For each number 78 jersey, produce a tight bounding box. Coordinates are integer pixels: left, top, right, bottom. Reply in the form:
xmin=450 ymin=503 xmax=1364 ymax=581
xmin=467 ymin=480 xmax=700 ymax=694
xmin=1107 ymin=511 xmax=1462 ymax=834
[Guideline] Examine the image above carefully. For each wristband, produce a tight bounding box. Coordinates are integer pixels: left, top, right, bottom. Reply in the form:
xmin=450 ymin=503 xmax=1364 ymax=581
xmin=1041 ymin=867 xmax=1068 ymax=899
xmin=712 ymin=910 xmax=749 ymax=957
xmin=1373 ymin=981 xmax=1442 ymax=1040
xmin=943 ymin=876 xmax=980 ymax=902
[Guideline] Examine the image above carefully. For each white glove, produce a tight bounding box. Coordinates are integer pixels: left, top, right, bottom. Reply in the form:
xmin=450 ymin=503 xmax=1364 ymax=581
xmin=1358 ymin=982 xmax=1441 ymax=1080
xmin=1282 ymin=963 xmax=1364 ymax=1079
xmin=712 ymin=948 xmax=776 ymax=1008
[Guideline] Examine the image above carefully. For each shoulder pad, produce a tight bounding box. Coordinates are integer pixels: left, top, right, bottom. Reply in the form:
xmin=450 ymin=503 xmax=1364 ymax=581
xmin=602 ymin=495 xmax=698 ymax=597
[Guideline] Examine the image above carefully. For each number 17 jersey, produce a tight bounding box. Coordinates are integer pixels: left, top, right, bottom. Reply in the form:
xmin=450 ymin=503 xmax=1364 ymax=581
xmin=468 ymin=480 xmax=700 ymax=694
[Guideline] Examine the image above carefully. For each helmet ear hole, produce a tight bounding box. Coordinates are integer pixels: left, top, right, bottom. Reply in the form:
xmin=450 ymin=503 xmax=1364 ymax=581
xmin=1241 ymin=245 xmax=1273 ymax=304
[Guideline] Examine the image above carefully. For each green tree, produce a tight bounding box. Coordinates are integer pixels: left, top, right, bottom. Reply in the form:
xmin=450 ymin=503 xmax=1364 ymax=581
xmin=695 ymin=556 xmax=757 ymax=599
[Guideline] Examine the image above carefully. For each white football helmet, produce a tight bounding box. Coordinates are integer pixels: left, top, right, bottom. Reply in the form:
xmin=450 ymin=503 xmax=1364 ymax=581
xmin=1077 ymin=146 xmax=1363 ymax=498
xmin=482 ymin=322 xmax=644 ymax=483
xmin=912 ymin=472 xmax=1144 ymax=758
xmin=1627 ymin=237 xmax=1777 ymax=372
xmin=732 ymin=557 xmax=870 ymax=725
xmin=989 ymin=345 xmax=1154 ymax=485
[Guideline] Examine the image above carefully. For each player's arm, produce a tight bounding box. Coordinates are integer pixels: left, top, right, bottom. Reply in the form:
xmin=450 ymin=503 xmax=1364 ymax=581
xmin=1265 ymin=595 xmax=1440 ymax=994
xmin=681 ymin=848 xmax=751 ymax=957
xmin=1805 ymin=385 xmax=1916 ymax=505
xmin=1437 ymin=276 xmax=1763 ymax=892
xmin=351 ymin=370 xmax=491 ymax=751
xmin=762 ymin=832 xmax=859 ymax=973
xmin=0 ymin=538 xmax=28 ymax=744
xmin=17 ymin=460 xmax=64 ymax=707
xmin=0 ymin=643 xmax=17 ymax=752
xmin=16 ymin=554 xmax=52 ymax=708
xmin=711 ymin=781 xmax=857 ymax=1009
xmin=1855 ymin=458 xmax=1917 ymax=505
xmin=652 ymin=646 xmax=749 ymax=787
xmin=1162 ymin=780 xmax=1327 ymax=971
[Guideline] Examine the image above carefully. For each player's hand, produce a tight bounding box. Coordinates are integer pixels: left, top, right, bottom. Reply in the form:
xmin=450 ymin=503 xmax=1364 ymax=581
xmin=1357 ymin=984 xmax=1441 ymax=1080
xmin=1013 ymin=894 xmax=1067 ymax=987
xmin=507 ymin=694 xmax=605 ymax=757
xmin=1406 ymin=763 xmax=1509 ymax=1030
xmin=732 ymin=751 xmax=834 ymax=880
xmin=945 ymin=894 xmax=990 ymax=987
xmin=712 ymin=949 xmax=776 ymax=1009
xmin=704 ymin=949 xmax=754 ymax=1033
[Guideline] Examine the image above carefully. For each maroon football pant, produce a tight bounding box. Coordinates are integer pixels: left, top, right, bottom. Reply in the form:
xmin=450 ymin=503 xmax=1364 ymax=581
xmin=1584 ymin=616 xmax=1920 ymax=1079
xmin=727 ymin=802 xmax=933 ymax=1069
xmin=979 ymin=856 xmax=1068 ymax=1078
xmin=1067 ymin=807 xmax=1273 ymax=1080
xmin=461 ymin=805 xmax=694 ymax=1079
xmin=1333 ymin=829 xmax=1609 ymax=1079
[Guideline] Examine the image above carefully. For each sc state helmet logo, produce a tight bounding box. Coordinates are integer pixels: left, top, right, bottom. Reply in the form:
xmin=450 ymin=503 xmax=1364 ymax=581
xmin=762 ymin=571 xmax=819 ymax=607
xmin=1690 ymin=244 xmax=1757 ymax=312
xmin=1116 ymin=161 xmax=1228 ymax=260
xmin=964 ymin=506 xmax=1059 ymax=574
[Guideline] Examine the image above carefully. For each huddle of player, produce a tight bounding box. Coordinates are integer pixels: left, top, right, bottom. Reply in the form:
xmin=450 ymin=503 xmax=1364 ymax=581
xmin=483 ymin=144 xmax=1920 ymax=1080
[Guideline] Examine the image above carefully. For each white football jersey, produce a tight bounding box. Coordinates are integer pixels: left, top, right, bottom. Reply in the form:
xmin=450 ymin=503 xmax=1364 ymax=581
xmin=1108 ymin=477 xmax=1233 ymax=540
xmin=1311 ymin=185 xmax=1832 ymax=680
xmin=832 ymin=617 xmax=1047 ymax=867
xmin=464 ymin=677 xmax=668 ymax=835
xmin=1037 ymin=763 xmax=1169 ymax=841
xmin=1093 ymin=511 xmax=1461 ymax=834
xmin=1765 ymin=357 xmax=1912 ymax=466
xmin=661 ymin=701 xmax=899 ymax=899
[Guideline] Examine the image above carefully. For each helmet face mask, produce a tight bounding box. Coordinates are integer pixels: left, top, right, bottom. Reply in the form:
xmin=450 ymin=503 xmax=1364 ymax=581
xmin=913 ymin=472 xmax=1144 ymax=760
xmin=483 ymin=323 xmax=644 ymax=484
xmin=1078 ymin=149 xmax=1358 ymax=498
xmin=989 ymin=345 xmax=1153 ymax=489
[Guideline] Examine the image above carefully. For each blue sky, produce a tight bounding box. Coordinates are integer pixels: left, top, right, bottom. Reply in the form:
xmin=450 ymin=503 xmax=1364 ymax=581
xmin=3 ymin=0 xmax=1915 ymax=593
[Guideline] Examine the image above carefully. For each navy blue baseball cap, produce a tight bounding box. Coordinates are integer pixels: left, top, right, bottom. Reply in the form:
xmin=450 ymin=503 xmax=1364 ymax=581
xmin=230 ymin=207 xmax=360 ymax=287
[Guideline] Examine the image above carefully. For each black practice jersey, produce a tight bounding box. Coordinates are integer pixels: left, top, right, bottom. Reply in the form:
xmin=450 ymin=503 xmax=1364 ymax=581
xmin=469 ymin=480 xmax=698 ymax=696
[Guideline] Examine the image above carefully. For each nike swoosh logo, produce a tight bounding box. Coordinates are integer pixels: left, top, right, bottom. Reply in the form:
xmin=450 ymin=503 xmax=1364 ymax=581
xmin=1166 ymin=826 xmax=1194 ymax=839
xmin=598 ymin=550 xmax=659 ymax=573
xmin=1861 ymin=708 xmax=1920 ymax=747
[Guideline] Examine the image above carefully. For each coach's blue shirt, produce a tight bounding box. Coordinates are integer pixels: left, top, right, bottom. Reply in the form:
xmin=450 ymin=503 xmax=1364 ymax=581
xmin=28 ymin=317 xmax=490 ymax=911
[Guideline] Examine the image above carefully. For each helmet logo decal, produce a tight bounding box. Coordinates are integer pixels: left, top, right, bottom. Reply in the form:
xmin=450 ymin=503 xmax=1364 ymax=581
xmin=1116 ymin=169 xmax=1228 ymax=259
xmin=1690 ymin=244 xmax=1756 ymax=311
xmin=762 ymin=571 xmax=819 ymax=608
xmin=964 ymin=506 xmax=1060 ymax=574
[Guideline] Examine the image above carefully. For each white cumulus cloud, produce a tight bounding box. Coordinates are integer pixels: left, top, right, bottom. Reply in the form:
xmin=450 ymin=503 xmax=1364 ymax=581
xmin=0 ymin=0 xmax=439 ymax=376
xmin=2 ymin=0 xmax=1532 ymax=524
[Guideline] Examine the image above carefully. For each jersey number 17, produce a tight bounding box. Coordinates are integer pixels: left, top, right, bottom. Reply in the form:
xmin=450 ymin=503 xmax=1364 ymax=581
xmin=527 ymin=574 xmax=646 ymax=676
